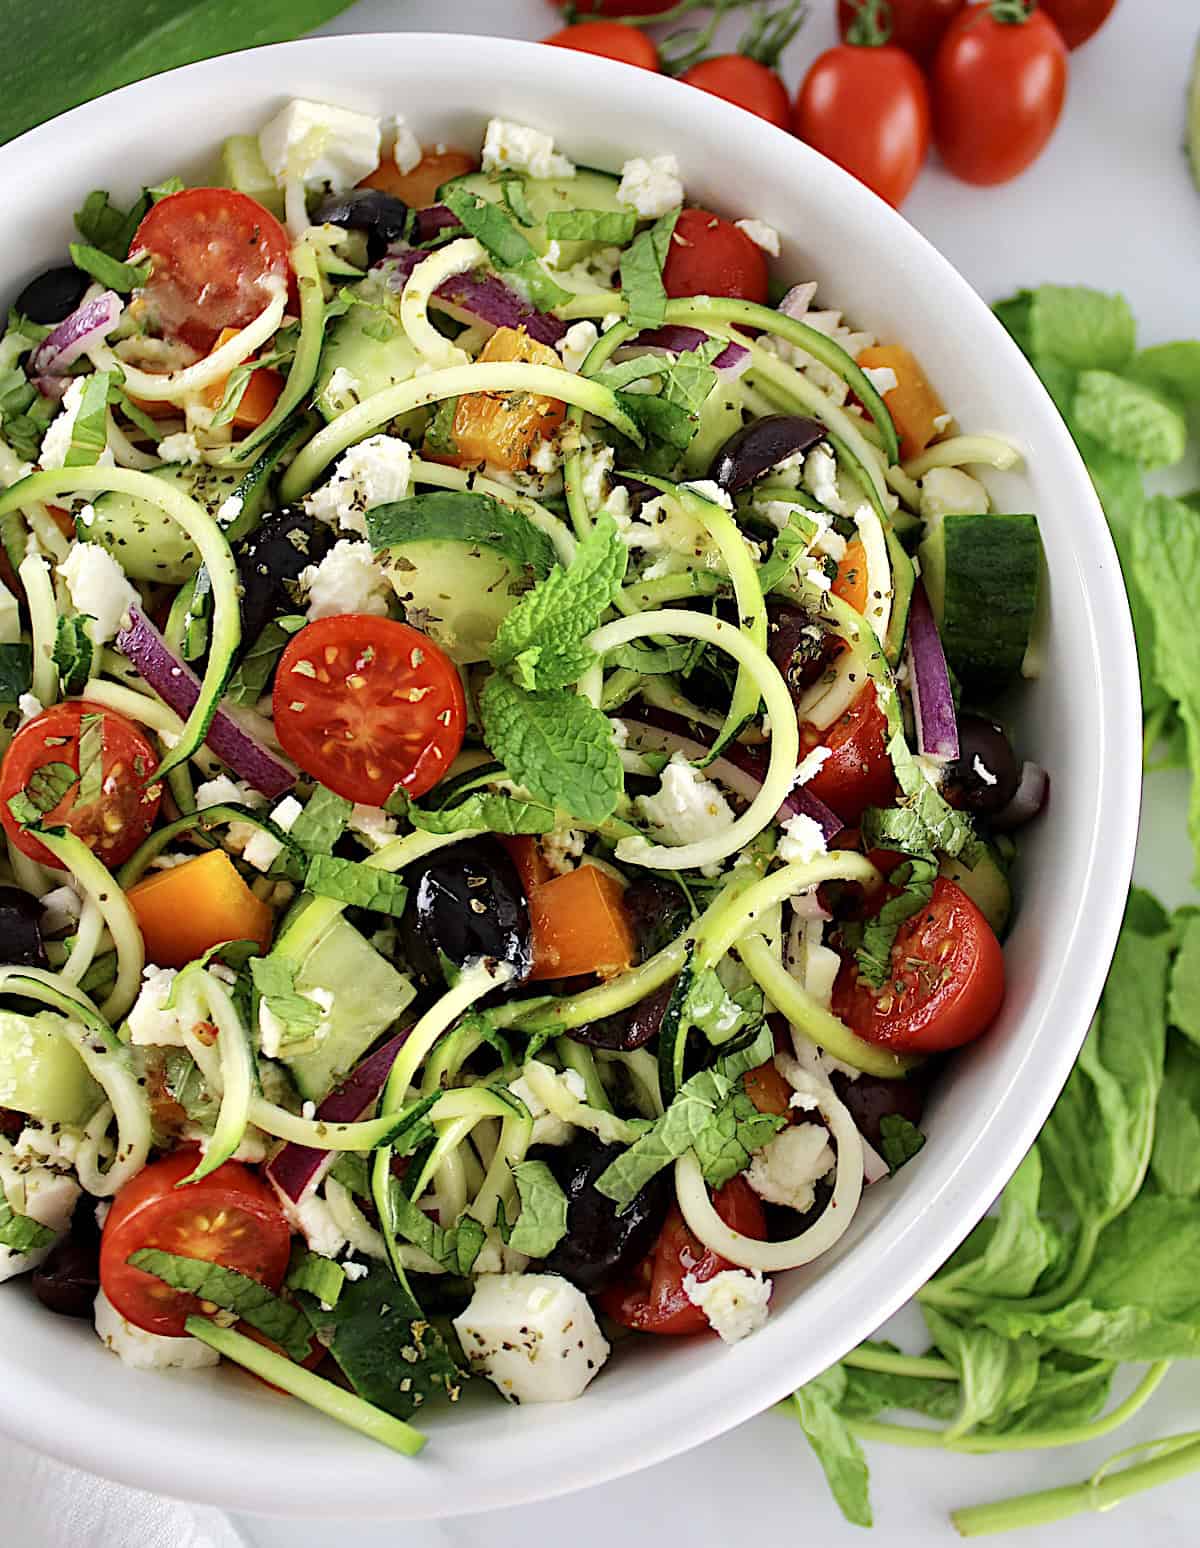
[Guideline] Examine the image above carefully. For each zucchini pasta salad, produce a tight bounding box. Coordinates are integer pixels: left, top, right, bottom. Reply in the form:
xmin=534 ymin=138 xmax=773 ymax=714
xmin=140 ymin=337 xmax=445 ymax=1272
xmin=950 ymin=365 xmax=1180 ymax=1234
xmin=0 ymin=101 xmax=1045 ymax=1449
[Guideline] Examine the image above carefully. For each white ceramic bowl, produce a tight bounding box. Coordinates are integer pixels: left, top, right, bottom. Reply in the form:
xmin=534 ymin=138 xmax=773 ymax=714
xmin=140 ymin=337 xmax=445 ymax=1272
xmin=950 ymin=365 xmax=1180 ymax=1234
xmin=0 ymin=32 xmax=1140 ymax=1520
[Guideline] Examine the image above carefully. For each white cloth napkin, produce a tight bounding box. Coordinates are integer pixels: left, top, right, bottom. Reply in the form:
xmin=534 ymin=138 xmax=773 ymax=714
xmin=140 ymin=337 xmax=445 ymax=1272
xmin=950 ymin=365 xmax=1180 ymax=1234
xmin=1 ymin=1437 xmax=247 ymax=1548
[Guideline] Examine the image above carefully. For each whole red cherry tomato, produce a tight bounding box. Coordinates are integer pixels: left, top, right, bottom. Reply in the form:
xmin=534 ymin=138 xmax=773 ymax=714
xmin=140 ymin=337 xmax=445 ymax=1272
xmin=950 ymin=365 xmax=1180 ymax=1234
xmin=680 ymin=55 xmax=791 ymax=129
xmin=1038 ymin=0 xmax=1116 ymax=49
xmin=932 ymin=2 xmax=1068 ymax=185
xmin=542 ymin=21 xmax=659 ymax=70
xmin=661 ymin=208 xmax=770 ymax=303
xmin=838 ymin=0 xmax=966 ymax=65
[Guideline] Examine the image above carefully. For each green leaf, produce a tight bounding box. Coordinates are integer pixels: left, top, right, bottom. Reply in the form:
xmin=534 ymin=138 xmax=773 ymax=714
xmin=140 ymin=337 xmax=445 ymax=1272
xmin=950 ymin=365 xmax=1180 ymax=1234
xmin=498 ymin=173 xmax=537 ymax=229
xmin=621 ymin=207 xmax=680 ymax=333
xmin=879 ymin=1114 xmax=927 ymax=1176
xmin=505 ymin=1160 xmax=569 ymax=1258
xmin=4 ymin=3 xmax=360 ymax=148
xmin=286 ymin=1246 xmax=346 ymax=1309
xmin=490 ymin=512 xmax=627 ymax=691
xmin=837 ymin=1343 xmax=960 ymax=1422
xmin=287 ymin=784 xmax=353 ymax=857
xmin=438 ymin=186 xmax=569 ymax=311
xmin=1128 ymin=340 xmax=1200 ymax=405
xmin=853 ymin=845 xmax=937 ymax=991
xmin=249 ymin=955 xmax=324 ymax=1045
xmin=52 ymin=615 xmax=93 ymax=696
xmin=933 ymin=1148 xmax=1054 ymax=1299
xmin=923 ymin=1306 xmax=1041 ymax=1437
xmin=148 ymin=176 xmax=185 ymax=203
xmin=545 ymin=208 xmax=637 ymax=245
xmin=660 ymin=340 xmax=723 ymax=416
xmin=1169 ymin=913 xmax=1200 ymax=1045
xmin=74 ymin=188 xmax=150 ymax=259
xmin=1027 ymin=285 xmax=1137 ymax=371
xmin=61 ymin=370 xmax=113 ymax=468
xmin=593 ymin=354 xmax=672 ymax=393
xmin=67 ymin=242 xmax=149 ymax=294
xmin=404 ymin=789 xmax=556 ymax=836
xmin=386 ymin=1184 xmax=486 ymax=1276
xmin=0 ymin=642 xmax=32 ymax=703
xmin=128 ymin=1247 xmax=313 ymax=1360
xmin=615 ymin=391 xmax=697 ymax=454
xmin=1150 ymin=1033 xmax=1200 ymax=1198
xmin=75 ymin=713 xmax=104 ymax=809
xmin=883 ymin=731 xmax=982 ymax=864
xmin=1072 ymin=370 xmax=1187 ymax=470
xmin=979 ymin=1351 xmax=1113 ymax=1437
xmin=162 ymin=1050 xmax=219 ymax=1123
xmin=305 ymin=855 xmax=408 ymax=917
xmin=479 ymin=674 xmax=622 ymax=825
xmin=791 ymin=1368 xmax=873 ymax=1528
xmin=224 ymin=615 xmax=305 ymax=706
xmin=0 ymin=1192 xmax=56 ymax=1253
xmin=18 ymin=760 xmax=77 ymax=819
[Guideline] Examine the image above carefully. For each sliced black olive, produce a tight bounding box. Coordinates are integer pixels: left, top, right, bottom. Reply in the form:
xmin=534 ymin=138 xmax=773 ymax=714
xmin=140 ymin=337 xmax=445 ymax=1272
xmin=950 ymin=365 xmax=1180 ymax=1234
xmin=0 ymin=885 xmax=47 ymax=970
xmin=570 ymin=978 xmax=675 ymax=1052
xmin=31 ymin=1217 xmax=100 ymax=1320
xmin=536 ymin=1131 xmax=670 ymax=1293
xmin=944 ymin=715 xmax=1020 ymax=817
xmin=232 ymin=508 xmax=333 ymax=653
xmin=830 ymin=1068 xmax=929 ymax=1151
xmin=709 ymin=414 xmax=826 ymax=493
xmin=621 ymin=876 xmax=691 ymax=962
xmin=401 ymin=838 xmax=532 ymax=984
xmin=767 ymin=598 xmax=829 ymax=704
xmin=313 ymin=189 xmax=410 ymax=262
xmin=15 ymin=265 xmax=90 ymax=326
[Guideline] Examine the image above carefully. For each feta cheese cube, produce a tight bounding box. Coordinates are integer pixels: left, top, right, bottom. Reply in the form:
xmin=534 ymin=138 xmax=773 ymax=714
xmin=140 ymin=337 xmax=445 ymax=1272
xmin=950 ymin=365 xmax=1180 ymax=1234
xmin=746 ymin=1122 xmax=835 ymax=1214
xmin=241 ymin=793 xmax=302 ymax=872
xmin=735 ymin=219 xmax=781 ymax=257
xmin=156 ymin=430 xmax=204 ymax=465
xmin=682 ymin=1268 xmax=771 ymax=1344
xmin=637 ymin=751 xmax=736 ymax=850
xmin=274 ymin=1190 xmax=349 ymax=1261
xmin=348 ymin=803 xmax=398 ymax=851
xmin=194 ymin=774 xmax=265 ymax=853
xmin=299 ymin=539 xmax=391 ymax=622
xmin=126 ymin=964 xmax=187 ymax=1047
xmin=94 ymin=1289 xmax=220 ymax=1369
xmin=556 ymin=320 xmax=599 ymax=374
xmin=258 ymin=99 xmax=382 ymax=192
xmin=481 ymin=119 xmax=575 ymax=181
xmin=0 ymin=1168 xmax=82 ymax=1284
xmin=391 ymin=115 xmax=422 ymax=175
xmin=803 ymin=444 xmax=852 ymax=517
xmin=452 ymin=1273 xmax=610 ymax=1403
xmin=304 ymin=434 xmax=413 ymax=536
xmin=58 ymin=542 xmax=138 ymax=644
xmin=39 ymin=884 xmax=82 ymax=936
xmin=617 ymin=154 xmax=684 ymax=219
xmin=778 ymin=812 xmax=828 ymax=866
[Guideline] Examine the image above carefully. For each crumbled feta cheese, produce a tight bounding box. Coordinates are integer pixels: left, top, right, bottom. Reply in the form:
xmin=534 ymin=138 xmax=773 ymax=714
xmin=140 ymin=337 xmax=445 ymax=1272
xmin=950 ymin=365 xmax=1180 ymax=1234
xmin=39 ymin=376 xmax=115 ymax=472
xmin=735 ymin=219 xmax=781 ymax=257
xmin=803 ymin=444 xmax=853 ymax=517
xmin=304 ymin=434 xmax=413 ymax=536
xmin=972 ymin=754 xmax=998 ymax=787
xmin=682 ymin=478 xmax=734 ymax=512
xmin=617 ymin=154 xmax=684 ymax=219
xmin=637 ymin=750 xmax=736 ymax=850
xmin=39 ymin=884 xmax=82 ymax=935
xmin=608 ymin=717 xmax=628 ymax=749
xmin=12 ymin=1124 xmax=82 ymax=1172
xmin=579 ymin=442 xmax=615 ymax=509
xmin=258 ymin=985 xmax=333 ymax=1059
xmin=778 ymin=811 xmax=828 ymax=866
xmin=94 ymin=1288 xmax=220 ymax=1369
xmin=195 ymin=774 xmax=265 ymax=852
xmin=541 ymin=827 xmax=585 ymax=875
xmin=747 ymin=1123 xmax=836 ymax=1215
xmin=276 ymin=1191 xmax=348 ymax=1260
xmin=861 ymin=365 xmax=899 ymax=395
xmin=58 ymin=542 xmax=138 ymax=643
xmin=242 ymin=794 xmax=302 ymax=871
xmin=0 ymin=1169 xmax=82 ymax=1284
xmin=453 ymin=1273 xmax=610 ymax=1403
xmin=17 ymin=692 xmax=43 ymax=724
xmin=342 ymin=1258 xmax=370 ymax=1282
xmin=321 ymin=365 xmax=362 ymax=418
xmin=391 ymin=115 xmax=422 ymax=175
xmin=931 ymin=412 xmax=954 ymax=435
xmin=682 ymin=1268 xmax=771 ymax=1344
xmin=301 ymin=1101 xmax=317 ymax=1120
xmin=556 ymin=320 xmax=599 ymax=374
xmin=157 ymin=430 xmax=203 ymax=465
xmin=601 ymin=311 xmax=622 ymax=333
xmin=299 ymin=539 xmax=391 ymax=621
xmin=918 ymin=466 xmax=989 ymax=521
xmin=216 ymin=493 xmax=244 ymax=528
xmin=529 ymin=436 xmax=562 ymax=476
xmin=482 ymin=118 xmax=575 ymax=180
xmin=126 ymin=965 xmax=187 ymax=1047
xmin=258 ymin=98 xmax=382 ymax=192
xmin=348 ymin=803 xmax=398 ymax=851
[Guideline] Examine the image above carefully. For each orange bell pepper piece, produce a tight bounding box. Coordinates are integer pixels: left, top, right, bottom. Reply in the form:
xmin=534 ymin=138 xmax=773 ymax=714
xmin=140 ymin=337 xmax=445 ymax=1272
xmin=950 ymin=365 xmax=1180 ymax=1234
xmin=127 ymin=849 xmax=273 ymax=968
xmin=359 ymin=147 xmax=479 ymax=210
xmin=743 ymin=1060 xmax=795 ymax=1118
xmin=830 ymin=536 xmax=869 ymax=613
xmin=202 ymin=326 xmax=283 ymax=429
xmin=526 ymin=865 xmax=638 ymax=982
xmin=856 ymin=343 xmax=946 ymax=463
xmin=447 ymin=326 xmax=566 ymax=471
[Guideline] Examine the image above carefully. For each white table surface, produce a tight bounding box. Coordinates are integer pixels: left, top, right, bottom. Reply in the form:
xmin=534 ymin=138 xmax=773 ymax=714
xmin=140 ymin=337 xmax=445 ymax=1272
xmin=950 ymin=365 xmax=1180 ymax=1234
xmin=9 ymin=1 xmax=1200 ymax=1543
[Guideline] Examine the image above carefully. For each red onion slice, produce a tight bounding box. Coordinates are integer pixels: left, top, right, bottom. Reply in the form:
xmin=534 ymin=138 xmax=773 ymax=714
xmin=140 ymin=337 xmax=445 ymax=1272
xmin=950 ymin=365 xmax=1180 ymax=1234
xmin=905 ymin=582 xmax=959 ymax=764
xmin=28 ymin=290 xmax=123 ymax=381
xmin=266 ymin=1030 xmax=411 ymax=1203
xmin=385 ymin=249 xmax=565 ymax=345
xmin=626 ymin=325 xmax=750 ymax=375
xmin=115 ymin=606 xmax=297 ymax=799
xmin=414 ymin=205 xmax=462 ymax=243
xmin=991 ymin=760 xmax=1049 ymax=831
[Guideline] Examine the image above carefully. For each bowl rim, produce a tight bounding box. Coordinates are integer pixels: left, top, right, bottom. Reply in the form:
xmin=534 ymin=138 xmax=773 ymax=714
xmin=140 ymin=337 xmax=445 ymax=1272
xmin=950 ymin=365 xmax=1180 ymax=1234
xmin=0 ymin=30 xmax=1143 ymax=1520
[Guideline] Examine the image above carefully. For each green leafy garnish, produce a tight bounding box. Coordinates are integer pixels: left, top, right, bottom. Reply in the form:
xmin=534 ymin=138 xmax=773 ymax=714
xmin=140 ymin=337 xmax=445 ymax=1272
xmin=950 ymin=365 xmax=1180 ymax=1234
xmin=621 ymin=206 xmax=680 ymax=332
xmin=64 ymin=370 xmax=114 ymax=468
xmin=224 ymin=615 xmax=305 ymax=706
xmin=286 ymin=1246 xmax=346 ymax=1309
xmin=790 ymin=1370 xmax=873 ymax=1528
xmin=502 ymin=1160 xmax=568 ymax=1258
xmin=545 ymin=208 xmax=637 ymax=245
xmin=0 ymin=643 xmax=32 ymax=704
xmin=401 ymin=789 xmax=556 ymax=836
xmin=878 ymin=1114 xmax=926 ymax=1174
xmin=386 ymin=1185 xmax=487 ymax=1276
xmin=249 ymin=956 xmax=325 ymax=1045
xmin=128 ymin=1248 xmax=313 ymax=1361
xmin=75 ymin=713 xmax=104 ymax=809
xmin=67 ymin=241 xmax=149 ymax=294
xmin=53 ymin=615 xmax=93 ymax=695
xmin=7 ymin=760 xmax=76 ymax=827
xmin=0 ymin=1192 xmax=56 ymax=1254
xmin=479 ymin=675 xmax=622 ymax=826
xmin=305 ymin=855 xmax=408 ymax=917
xmin=439 ymin=186 xmax=569 ymax=312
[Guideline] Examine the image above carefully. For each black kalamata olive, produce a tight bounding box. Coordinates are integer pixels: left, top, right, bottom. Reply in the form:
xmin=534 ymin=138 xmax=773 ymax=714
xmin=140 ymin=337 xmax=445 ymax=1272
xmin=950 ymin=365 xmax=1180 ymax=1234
xmin=313 ymin=189 xmax=410 ymax=262
xmin=536 ymin=1132 xmax=670 ymax=1293
xmin=621 ymin=876 xmax=691 ymax=962
xmin=401 ymin=839 xmax=532 ymax=983
xmin=0 ymin=885 xmax=47 ymax=969
xmin=570 ymin=978 xmax=675 ymax=1052
xmin=709 ymin=414 xmax=826 ymax=493
xmin=233 ymin=509 xmax=333 ymax=652
xmin=944 ymin=715 xmax=1020 ymax=817
xmin=767 ymin=599 xmax=829 ymax=704
xmin=31 ymin=1230 xmax=100 ymax=1319
xmin=830 ymin=1069 xmax=928 ymax=1151
xmin=15 ymin=265 xmax=90 ymax=326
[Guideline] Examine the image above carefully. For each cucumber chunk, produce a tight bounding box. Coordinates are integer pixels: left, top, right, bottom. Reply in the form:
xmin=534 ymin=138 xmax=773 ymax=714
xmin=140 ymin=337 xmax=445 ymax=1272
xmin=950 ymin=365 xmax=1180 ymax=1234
xmin=220 ymin=134 xmax=285 ymax=219
xmin=436 ymin=167 xmax=624 ymax=267
xmin=314 ymin=288 xmax=426 ymax=432
xmin=920 ymin=513 xmax=1041 ymax=698
xmin=0 ymin=1009 xmax=104 ymax=1126
xmin=941 ymin=847 xmax=1012 ymax=938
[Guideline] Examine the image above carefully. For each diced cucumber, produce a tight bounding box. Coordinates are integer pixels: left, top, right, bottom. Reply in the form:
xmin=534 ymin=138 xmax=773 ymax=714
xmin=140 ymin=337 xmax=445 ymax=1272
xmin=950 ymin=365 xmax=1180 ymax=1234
xmin=0 ymin=1009 xmax=105 ymax=1126
xmin=220 ymin=134 xmax=285 ymax=219
xmin=919 ymin=513 xmax=1041 ymax=698
xmin=437 ymin=167 xmax=625 ymax=267
xmin=315 ymin=296 xmax=426 ymax=432
xmin=281 ymin=917 xmax=416 ymax=1103
xmin=883 ymin=526 xmax=915 ymax=666
xmin=941 ymin=847 xmax=1012 ymax=938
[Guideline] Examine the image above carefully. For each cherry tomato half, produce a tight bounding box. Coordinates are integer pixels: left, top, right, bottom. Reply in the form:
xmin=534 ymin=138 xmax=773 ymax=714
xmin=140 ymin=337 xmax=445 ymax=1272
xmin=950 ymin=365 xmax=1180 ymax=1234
xmin=543 ymin=21 xmax=659 ymax=70
xmin=800 ymin=683 xmax=895 ymax=826
xmin=100 ymin=1150 xmax=292 ymax=1336
xmin=1038 ymin=0 xmax=1115 ymax=50
xmin=931 ymin=3 xmax=1068 ymax=186
xmin=273 ymin=616 xmax=466 ymax=805
xmin=793 ymin=42 xmax=932 ymax=207
xmin=832 ymin=877 xmax=1005 ymax=1053
xmin=837 ymin=0 xmax=966 ymax=66
xmin=0 ymin=701 xmax=162 ymax=870
xmin=680 ymin=56 xmax=791 ymax=130
xmin=130 ymin=188 xmax=291 ymax=352
xmin=359 ymin=147 xmax=480 ymax=209
xmin=662 ymin=208 xmax=769 ymax=304
xmin=599 ymin=1177 xmax=767 ymax=1335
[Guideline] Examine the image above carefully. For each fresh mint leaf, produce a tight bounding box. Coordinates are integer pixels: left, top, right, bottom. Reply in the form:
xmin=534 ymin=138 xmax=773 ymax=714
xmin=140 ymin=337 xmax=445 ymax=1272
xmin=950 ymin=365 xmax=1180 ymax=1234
xmin=879 ymin=1114 xmax=927 ymax=1176
xmin=305 ymin=855 xmax=408 ymax=917
xmin=621 ymin=207 xmax=680 ymax=332
xmin=0 ymin=643 xmax=32 ymax=703
xmin=0 ymin=1192 xmax=56 ymax=1253
xmin=545 ymin=208 xmax=637 ymax=245
xmin=286 ymin=1246 xmax=346 ymax=1308
xmin=1072 ymin=370 xmax=1187 ymax=470
xmin=68 ymin=242 xmax=149 ymax=294
xmin=791 ymin=1368 xmax=873 ymax=1528
xmin=21 ymin=761 xmax=76 ymax=817
xmin=162 ymin=1050 xmax=218 ymax=1123
xmin=837 ymin=1343 xmax=960 ymax=1423
xmin=1150 ymin=1033 xmax=1200 ymax=1199
xmin=249 ymin=956 xmax=324 ymax=1045
xmin=886 ymin=729 xmax=982 ymax=863
xmin=505 ymin=1160 xmax=568 ymax=1258
xmin=287 ymin=784 xmax=352 ymax=856
xmin=853 ymin=844 xmax=937 ymax=991
xmin=1027 ymin=285 xmax=1136 ymax=372
xmin=490 ymin=511 xmax=627 ymax=691
xmin=923 ymin=1306 xmax=1041 ymax=1437
xmin=661 ymin=339 xmax=724 ymax=416
xmin=148 ymin=176 xmax=185 ymax=203
xmin=423 ymin=395 xmax=459 ymax=456
xmin=63 ymin=370 xmax=113 ymax=468
xmin=931 ymin=1148 xmax=1053 ymax=1299
xmin=438 ymin=186 xmax=569 ymax=311
xmin=1129 ymin=340 xmax=1200 ymax=405
xmin=75 ymin=713 xmax=103 ymax=809
xmin=74 ymin=188 xmax=150 ymax=259
xmin=685 ymin=968 xmax=761 ymax=1047
xmin=404 ymin=789 xmax=556 ymax=836
xmin=615 ymin=390 xmax=697 ymax=454
xmin=1168 ymin=911 xmax=1200 ymax=1046
xmin=498 ymin=173 xmax=537 ymax=229
xmin=128 ymin=1247 xmax=313 ymax=1360
xmin=386 ymin=1184 xmax=486 ymax=1276
xmin=224 ymin=615 xmax=305 ymax=706
xmin=980 ymin=1352 xmax=1113 ymax=1437
xmin=593 ymin=354 xmax=671 ymax=392
xmin=53 ymin=615 xmax=93 ymax=695
xmin=480 ymin=673 xmax=622 ymax=825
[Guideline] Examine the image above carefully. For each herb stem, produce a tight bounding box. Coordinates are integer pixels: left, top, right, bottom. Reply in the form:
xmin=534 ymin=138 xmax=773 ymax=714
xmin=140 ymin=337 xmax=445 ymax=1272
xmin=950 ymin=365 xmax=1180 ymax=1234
xmin=841 ymin=1348 xmax=959 ymax=1382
